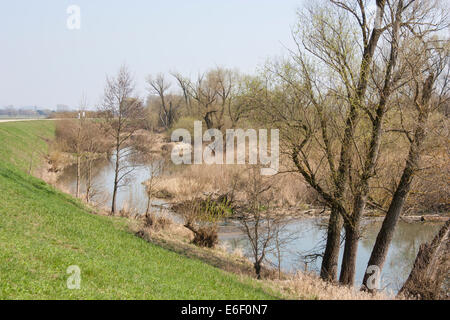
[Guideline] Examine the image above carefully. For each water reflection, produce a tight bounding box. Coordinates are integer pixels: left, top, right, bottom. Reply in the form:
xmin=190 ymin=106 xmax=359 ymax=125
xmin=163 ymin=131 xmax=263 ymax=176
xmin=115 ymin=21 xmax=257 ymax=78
xmin=220 ymin=218 xmax=442 ymax=292
xmin=57 ymin=154 xmax=169 ymax=213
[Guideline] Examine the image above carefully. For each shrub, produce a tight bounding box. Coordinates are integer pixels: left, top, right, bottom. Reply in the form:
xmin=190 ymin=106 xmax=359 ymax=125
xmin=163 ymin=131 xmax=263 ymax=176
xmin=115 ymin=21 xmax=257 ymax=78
xmin=174 ymin=195 xmax=231 ymax=248
xmin=190 ymin=225 xmax=218 ymax=248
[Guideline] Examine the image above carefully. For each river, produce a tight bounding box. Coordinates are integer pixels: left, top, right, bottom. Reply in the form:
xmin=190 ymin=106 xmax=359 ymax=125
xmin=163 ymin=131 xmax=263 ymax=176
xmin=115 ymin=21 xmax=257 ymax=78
xmin=57 ymin=156 xmax=443 ymax=293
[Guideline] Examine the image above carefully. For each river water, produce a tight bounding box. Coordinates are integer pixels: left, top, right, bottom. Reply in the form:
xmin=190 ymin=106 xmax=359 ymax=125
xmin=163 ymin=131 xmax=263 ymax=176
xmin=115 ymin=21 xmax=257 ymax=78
xmin=57 ymin=157 xmax=443 ymax=293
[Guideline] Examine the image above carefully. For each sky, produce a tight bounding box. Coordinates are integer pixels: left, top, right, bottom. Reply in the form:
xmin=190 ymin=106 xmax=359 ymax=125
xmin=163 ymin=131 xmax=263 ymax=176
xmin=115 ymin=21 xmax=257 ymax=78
xmin=0 ymin=0 xmax=304 ymax=109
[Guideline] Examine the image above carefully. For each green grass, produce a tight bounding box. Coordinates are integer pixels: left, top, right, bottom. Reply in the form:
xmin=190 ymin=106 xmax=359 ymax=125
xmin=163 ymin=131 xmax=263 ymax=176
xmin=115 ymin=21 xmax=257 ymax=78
xmin=0 ymin=120 xmax=55 ymax=172
xmin=0 ymin=121 xmax=279 ymax=299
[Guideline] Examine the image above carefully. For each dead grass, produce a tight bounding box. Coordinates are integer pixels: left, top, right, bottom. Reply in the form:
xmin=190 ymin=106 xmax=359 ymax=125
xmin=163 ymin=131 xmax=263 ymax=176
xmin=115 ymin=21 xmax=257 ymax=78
xmin=265 ymin=272 xmax=392 ymax=300
xmin=143 ymin=211 xmax=173 ymax=231
xmin=157 ymin=162 xmax=315 ymax=207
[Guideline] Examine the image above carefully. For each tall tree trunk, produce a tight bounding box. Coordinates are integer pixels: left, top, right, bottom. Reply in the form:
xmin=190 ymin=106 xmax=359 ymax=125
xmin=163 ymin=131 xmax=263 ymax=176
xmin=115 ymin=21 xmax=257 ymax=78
xmin=398 ymin=220 xmax=450 ymax=299
xmin=361 ymin=118 xmax=426 ymax=289
xmin=254 ymin=259 xmax=263 ymax=280
xmin=339 ymin=101 xmax=388 ymax=285
xmin=76 ymin=154 xmax=81 ymax=198
xmin=111 ymin=144 xmax=120 ymax=215
xmin=85 ymin=159 xmax=92 ymax=203
xmin=339 ymin=1 xmax=403 ymax=285
xmin=320 ymin=0 xmax=388 ymax=281
xmin=145 ymin=195 xmax=151 ymax=216
xmin=321 ymin=206 xmax=344 ymax=281
xmin=339 ymin=101 xmax=386 ymax=285
xmin=290 ymin=0 xmax=388 ymax=283
xmin=111 ymin=178 xmax=118 ymax=215
xmin=204 ymin=112 xmax=213 ymax=130
xmin=362 ymin=74 xmax=434 ymax=291
xmin=319 ymin=93 xmax=359 ymax=282
xmin=339 ymin=220 xmax=360 ymax=286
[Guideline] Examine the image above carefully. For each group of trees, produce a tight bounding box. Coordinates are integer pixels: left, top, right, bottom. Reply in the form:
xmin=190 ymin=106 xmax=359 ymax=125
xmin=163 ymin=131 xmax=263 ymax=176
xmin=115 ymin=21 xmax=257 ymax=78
xmin=241 ymin=0 xmax=449 ymax=292
xmin=56 ymin=66 xmax=146 ymax=214
xmin=146 ymin=68 xmax=255 ymax=132
xmin=55 ymin=107 xmax=107 ymax=203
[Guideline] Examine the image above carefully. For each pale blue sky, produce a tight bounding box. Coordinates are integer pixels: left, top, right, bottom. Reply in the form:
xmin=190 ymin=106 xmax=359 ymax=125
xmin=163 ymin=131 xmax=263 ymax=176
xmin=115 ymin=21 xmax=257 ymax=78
xmin=0 ymin=0 xmax=303 ymax=109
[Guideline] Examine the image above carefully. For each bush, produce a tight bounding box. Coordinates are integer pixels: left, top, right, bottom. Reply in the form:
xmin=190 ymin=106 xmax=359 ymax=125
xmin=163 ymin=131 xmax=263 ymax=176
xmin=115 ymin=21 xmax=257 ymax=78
xmin=173 ymin=196 xmax=230 ymax=248
xmin=190 ymin=226 xmax=218 ymax=248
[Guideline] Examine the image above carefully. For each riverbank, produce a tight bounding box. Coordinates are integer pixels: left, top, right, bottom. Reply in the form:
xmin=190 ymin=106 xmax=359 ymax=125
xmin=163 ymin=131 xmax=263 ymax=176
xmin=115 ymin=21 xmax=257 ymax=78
xmin=0 ymin=121 xmax=281 ymax=299
xmin=5 ymin=121 xmax=445 ymax=299
xmin=50 ymin=121 xmax=447 ymax=296
xmin=128 ymin=212 xmax=390 ymax=300
xmin=0 ymin=120 xmax=394 ymax=300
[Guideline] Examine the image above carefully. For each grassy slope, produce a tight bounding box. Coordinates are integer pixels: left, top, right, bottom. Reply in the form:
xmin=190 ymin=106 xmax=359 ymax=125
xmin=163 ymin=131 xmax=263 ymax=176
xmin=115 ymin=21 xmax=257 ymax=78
xmin=0 ymin=121 xmax=54 ymax=172
xmin=0 ymin=121 xmax=278 ymax=299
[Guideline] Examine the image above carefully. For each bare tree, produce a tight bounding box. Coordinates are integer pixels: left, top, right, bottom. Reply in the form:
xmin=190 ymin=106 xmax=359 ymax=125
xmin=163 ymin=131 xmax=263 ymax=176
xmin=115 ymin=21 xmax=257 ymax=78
xmin=99 ymin=65 xmax=144 ymax=215
xmin=269 ymin=220 xmax=299 ymax=279
xmin=229 ymin=75 xmax=261 ymax=129
xmin=147 ymin=73 xmax=181 ymax=130
xmin=172 ymin=72 xmax=193 ymax=114
xmin=55 ymin=96 xmax=108 ymax=202
xmin=175 ymin=68 xmax=239 ymax=130
xmin=82 ymin=121 xmax=107 ymax=203
xmin=188 ymin=71 xmax=220 ymax=130
xmin=55 ymin=114 xmax=84 ymax=199
xmin=338 ymin=0 xmax=450 ymax=287
xmin=74 ymin=95 xmax=89 ymax=198
xmin=250 ymin=0 xmax=389 ymax=282
xmin=57 ymin=95 xmax=87 ymax=198
xmin=362 ymin=40 xmax=450 ymax=291
xmin=290 ymin=0 xmax=390 ymax=283
xmin=144 ymin=159 xmax=164 ymax=216
xmin=250 ymin=0 xmax=448 ymax=286
xmin=234 ymin=166 xmax=283 ymax=279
